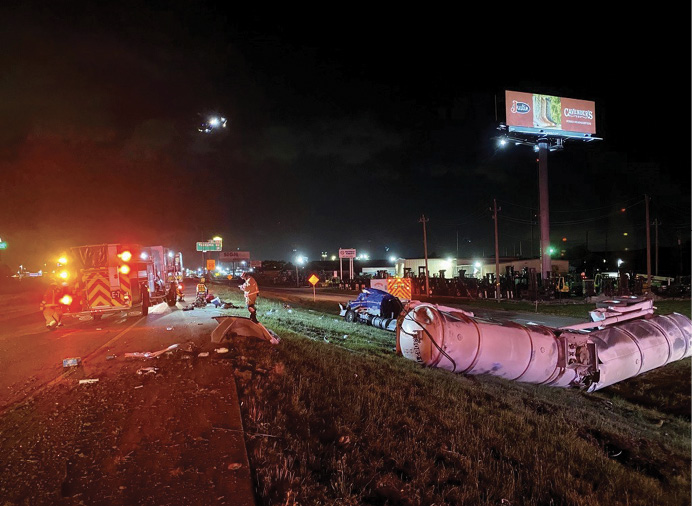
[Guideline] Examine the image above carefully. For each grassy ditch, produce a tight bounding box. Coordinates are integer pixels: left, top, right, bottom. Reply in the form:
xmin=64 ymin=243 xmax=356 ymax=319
xmin=212 ymin=287 xmax=691 ymax=505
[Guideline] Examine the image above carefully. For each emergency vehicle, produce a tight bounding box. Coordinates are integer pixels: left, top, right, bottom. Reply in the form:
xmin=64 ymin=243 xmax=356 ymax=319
xmin=56 ymin=244 xmax=183 ymax=320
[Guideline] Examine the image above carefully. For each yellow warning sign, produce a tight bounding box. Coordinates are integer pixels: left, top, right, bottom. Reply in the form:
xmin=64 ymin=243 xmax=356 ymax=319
xmin=308 ymin=274 xmax=319 ymax=286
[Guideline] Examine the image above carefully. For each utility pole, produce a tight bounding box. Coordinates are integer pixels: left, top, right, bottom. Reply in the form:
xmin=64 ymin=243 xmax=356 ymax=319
xmin=653 ymin=218 xmax=660 ymax=276
xmin=493 ymin=198 xmax=500 ymax=302
xmin=645 ymin=194 xmax=651 ymax=291
xmin=419 ymin=215 xmax=430 ymax=296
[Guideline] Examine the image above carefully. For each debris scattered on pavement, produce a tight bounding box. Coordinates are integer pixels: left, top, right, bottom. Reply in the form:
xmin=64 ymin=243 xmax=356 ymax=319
xmin=106 ymin=355 xmax=116 ymax=360
xmin=124 ymin=344 xmax=178 ymax=360
xmin=136 ymin=367 xmax=158 ymax=375
xmin=166 ymin=327 xmax=174 ymax=331
xmin=214 ymin=348 xmax=229 ymax=354
xmin=78 ymin=379 xmax=99 ymax=385
xmin=96 ymin=328 xmax=102 ymax=331
xmin=227 ymin=463 xmax=242 ymax=471
xmin=62 ymin=357 xmax=81 ymax=368
xmin=198 ymin=352 xmax=209 ymax=358
xmin=182 ymin=342 xmax=198 ymax=353
xmin=183 ymin=305 xmax=195 ymax=311
xmin=223 ymin=302 xmax=239 ymax=309
xmin=134 ymin=385 xmax=143 ymax=389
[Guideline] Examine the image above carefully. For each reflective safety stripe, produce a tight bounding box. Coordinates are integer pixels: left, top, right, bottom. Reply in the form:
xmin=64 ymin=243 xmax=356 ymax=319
xmin=85 ymin=270 xmax=127 ymax=308
xmin=387 ymin=278 xmax=412 ymax=300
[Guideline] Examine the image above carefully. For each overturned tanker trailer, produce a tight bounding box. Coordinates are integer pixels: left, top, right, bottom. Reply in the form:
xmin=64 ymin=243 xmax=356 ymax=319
xmin=396 ymin=298 xmax=691 ymax=391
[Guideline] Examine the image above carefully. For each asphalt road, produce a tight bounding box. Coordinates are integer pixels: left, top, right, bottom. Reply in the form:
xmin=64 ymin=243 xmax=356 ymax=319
xmin=0 ymin=282 xmax=257 ymax=505
xmin=0 ymin=284 xmax=227 ymax=413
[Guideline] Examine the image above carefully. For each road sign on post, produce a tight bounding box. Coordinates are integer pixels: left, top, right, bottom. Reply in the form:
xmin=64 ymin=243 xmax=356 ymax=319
xmin=206 ymin=259 xmax=216 ymax=271
xmin=338 ymin=249 xmax=356 ymax=259
xmin=339 ymin=249 xmax=356 ymax=280
xmin=308 ymin=274 xmax=319 ymax=302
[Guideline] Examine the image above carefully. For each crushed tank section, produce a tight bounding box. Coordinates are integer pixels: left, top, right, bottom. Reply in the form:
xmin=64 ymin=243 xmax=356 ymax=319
xmin=396 ymin=298 xmax=691 ymax=391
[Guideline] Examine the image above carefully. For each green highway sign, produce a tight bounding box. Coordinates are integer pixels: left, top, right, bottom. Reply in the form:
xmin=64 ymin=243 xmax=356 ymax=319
xmin=196 ymin=241 xmax=222 ymax=252
xmin=0 ymin=242 xmax=7 ymax=250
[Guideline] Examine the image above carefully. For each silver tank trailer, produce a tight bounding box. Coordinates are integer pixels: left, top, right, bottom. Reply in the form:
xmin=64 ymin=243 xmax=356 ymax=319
xmin=396 ymin=302 xmax=691 ymax=391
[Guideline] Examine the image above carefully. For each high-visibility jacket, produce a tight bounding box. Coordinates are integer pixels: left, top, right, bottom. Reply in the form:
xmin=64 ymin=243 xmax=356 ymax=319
xmin=241 ymin=277 xmax=259 ymax=304
xmin=196 ymin=283 xmax=208 ymax=296
xmin=42 ymin=286 xmax=61 ymax=307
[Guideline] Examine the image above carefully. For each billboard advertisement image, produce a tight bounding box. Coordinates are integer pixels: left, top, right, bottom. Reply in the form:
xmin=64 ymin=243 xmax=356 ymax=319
xmin=505 ymin=90 xmax=596 ymax=135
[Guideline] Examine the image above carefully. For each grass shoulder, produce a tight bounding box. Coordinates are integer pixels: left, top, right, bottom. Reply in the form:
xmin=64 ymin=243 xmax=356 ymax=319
xmin=211 ymin=286 xmax=691 ymax=505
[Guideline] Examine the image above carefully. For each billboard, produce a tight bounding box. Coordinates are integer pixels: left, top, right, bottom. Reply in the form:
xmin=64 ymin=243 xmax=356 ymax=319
xmin=339 ymin=248 xmax=357 ymax=259
xmin=220 ymin=251 xmax=250 ymax=261
xmin=505 ymin=90 xmax=596 ymax=135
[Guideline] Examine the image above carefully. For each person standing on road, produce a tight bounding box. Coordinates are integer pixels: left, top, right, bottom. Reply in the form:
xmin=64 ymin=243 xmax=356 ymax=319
xmin=196 ymin=277 xmax=209 ymax=298
xmin=40 ymin=281 xmax=63 ymax=329
xmin=239 ymin=272 xmax=259 ymax=323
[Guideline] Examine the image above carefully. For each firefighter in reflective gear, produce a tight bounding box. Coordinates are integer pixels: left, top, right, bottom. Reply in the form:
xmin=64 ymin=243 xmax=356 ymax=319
xmin=40 ymin=281 xmax=63 ymax=329
xmin=239 ymin=272 xmax=259 ymax=323
xmin=196 ymin=277 xmax=208 ymax=298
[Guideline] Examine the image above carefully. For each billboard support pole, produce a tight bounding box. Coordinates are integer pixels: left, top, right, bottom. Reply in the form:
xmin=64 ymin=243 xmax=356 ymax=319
xmin=538 ymin=139 xmax=551 ymax=286
xmin=645 ymin=194 xmax=651 ymax=291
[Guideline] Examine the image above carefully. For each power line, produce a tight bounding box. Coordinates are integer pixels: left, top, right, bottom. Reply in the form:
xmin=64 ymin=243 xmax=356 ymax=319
xmin=497 ymin=196 xmax=642 ymax=214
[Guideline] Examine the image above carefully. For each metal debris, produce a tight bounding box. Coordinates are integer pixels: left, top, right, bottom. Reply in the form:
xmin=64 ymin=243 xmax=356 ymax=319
xmin=62 ymin=357 xmax=81 ymax=368
xmin=124 ymin=344 xmax=179 ymax=359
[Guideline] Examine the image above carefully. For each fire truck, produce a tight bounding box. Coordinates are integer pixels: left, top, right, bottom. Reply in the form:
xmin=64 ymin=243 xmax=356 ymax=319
xmin=57 ymin=244 xmax=183 ymax=320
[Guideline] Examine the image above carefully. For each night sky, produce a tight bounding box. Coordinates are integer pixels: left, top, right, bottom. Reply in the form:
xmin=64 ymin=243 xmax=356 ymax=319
xmin=1 ymin=3 xmax=690 ymax=271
